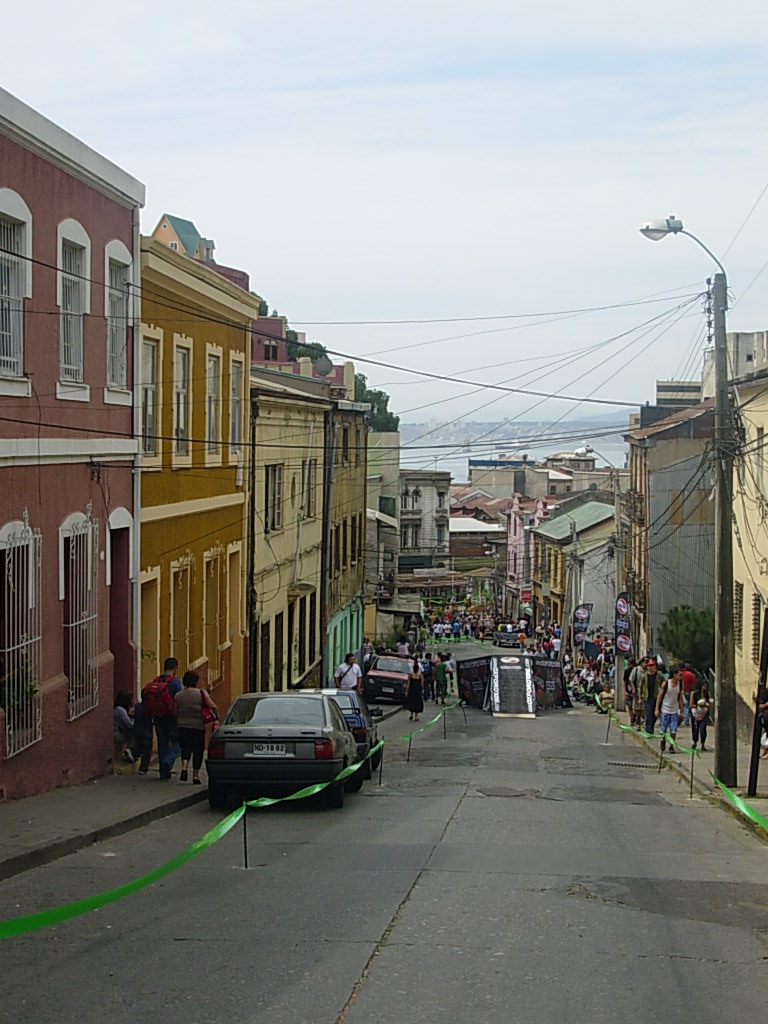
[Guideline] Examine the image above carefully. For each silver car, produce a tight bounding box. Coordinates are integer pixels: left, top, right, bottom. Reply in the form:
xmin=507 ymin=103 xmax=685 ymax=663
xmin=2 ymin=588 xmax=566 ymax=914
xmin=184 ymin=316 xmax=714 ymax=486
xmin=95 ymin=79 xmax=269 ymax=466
xmin=206 ymin=692 xmax=360 ymax=810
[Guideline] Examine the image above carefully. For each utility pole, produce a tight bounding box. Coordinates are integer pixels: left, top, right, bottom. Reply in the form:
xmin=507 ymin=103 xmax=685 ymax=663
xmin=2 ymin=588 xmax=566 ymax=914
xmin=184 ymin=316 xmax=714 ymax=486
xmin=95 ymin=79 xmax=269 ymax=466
xmin=613 ymin=469 xmax=626 ymax=712
xmin=713 ymin=271 xmax=737 ymax=786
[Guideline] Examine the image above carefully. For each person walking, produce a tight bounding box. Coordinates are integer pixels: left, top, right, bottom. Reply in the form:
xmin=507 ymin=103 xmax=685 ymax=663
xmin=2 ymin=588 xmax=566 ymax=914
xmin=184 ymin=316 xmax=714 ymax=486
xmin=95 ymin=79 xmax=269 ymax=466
xmin=690 ymin=678 xmax=714 ymax=751
xmin=680 ymin=662 xmax=697 ymax=727
xmin=656 ymin=665 xmax=684 ymax=754
xmin=334 ymin=653 xmax=362 ymax=691
xmin=406 ymin=658 xmax=424 ymax=722
xmin=421 ymin=652 xmax=434 ymax=701
xmin=434 ymin=653 xmax=449 ymax=704
xmin=144 ymin=657 xmax=183 ymax=779
xmin=639 ymin=656 xmax=660 ymax=734
xmin=174 ymin=670 xmax=218 ymax=784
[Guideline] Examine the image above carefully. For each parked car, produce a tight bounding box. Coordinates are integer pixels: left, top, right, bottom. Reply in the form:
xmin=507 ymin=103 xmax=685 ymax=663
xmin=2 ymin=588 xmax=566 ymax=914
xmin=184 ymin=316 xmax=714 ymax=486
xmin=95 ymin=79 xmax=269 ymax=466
xmin=300 ymin=689 xmax=381 ymax=776
xmin=363 ymin=655 xmax=413 ymax=704
xmin=206 ymin=692 xmax=360 ymax=810
xmin=495 ymin=623 xmax=521 ymax=648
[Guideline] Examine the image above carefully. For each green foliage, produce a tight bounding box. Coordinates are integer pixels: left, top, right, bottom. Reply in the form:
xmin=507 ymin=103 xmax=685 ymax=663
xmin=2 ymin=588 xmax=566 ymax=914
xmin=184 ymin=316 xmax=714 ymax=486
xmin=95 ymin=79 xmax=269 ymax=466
xmin=286 ymin=337 xmax=328 ymax=362
xmin=656 ymin=605 xmax=714 ymax=671
xmin=354 ymin=373 xmax=400 ymax=431
xmin=249 ymin=292 xmax=269 ymax=317
xmin=0 ymin=661 xmax=37 ymax=713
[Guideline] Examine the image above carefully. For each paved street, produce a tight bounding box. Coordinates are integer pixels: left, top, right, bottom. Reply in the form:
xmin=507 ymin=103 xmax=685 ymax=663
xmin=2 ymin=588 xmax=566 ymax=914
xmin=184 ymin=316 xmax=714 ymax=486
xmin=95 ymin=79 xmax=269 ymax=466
xmin=2 ymin=697 xmax=767 ymax=1024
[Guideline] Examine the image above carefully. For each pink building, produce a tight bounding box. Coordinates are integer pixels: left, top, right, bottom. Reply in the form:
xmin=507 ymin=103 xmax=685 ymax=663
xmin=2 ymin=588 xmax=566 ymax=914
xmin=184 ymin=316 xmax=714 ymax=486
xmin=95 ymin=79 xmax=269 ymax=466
xmin=505 ymin=495 xmax=548 ymax=610
xmin=0 ymin=89 xmax=145 ymax=798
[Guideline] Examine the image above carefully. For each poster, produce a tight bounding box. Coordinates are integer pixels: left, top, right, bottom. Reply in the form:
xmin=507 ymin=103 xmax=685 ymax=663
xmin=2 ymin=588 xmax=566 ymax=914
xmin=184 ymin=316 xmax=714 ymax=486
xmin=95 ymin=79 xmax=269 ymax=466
xmin=528 ymin=655 xmax=572 ymax=708
xmin=456 ymin=656 xmax=491 ymax=709
xmin=573 ymin=603 xmax=593 ymax=644
xmin=614 ymin=592 xmax=633 ymax=655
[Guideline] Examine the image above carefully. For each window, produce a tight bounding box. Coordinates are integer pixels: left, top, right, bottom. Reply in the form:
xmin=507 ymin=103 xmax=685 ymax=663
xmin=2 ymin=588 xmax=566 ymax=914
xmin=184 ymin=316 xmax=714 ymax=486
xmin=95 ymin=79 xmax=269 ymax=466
xmin=174 ymin=347 xmax=190 ymax=456
xmin=141 ymin=341 xmax=158 ymax=455
xmin=204 ymin=548 xmax=223 ymax=682
xmin=309 ymin=591 xmax=317 ymax=664
xmin=411 ymin=526 xmax=420 ymax=548
xmin=169 ymin=241 xmax=178 ymax=251
xmin=401 ymin=490 xmax=409 ymax=510
xmin=230 ymin=360 xmax=243 ymax=456
xmin=342 ymin=426 xmax=350 ymax=464
xmin=411 ymin=489 xmax=421 ymax=510
xmin=734 ymin=581 xmax=744 ymax=646
xmin=342 ymin=519 xmax=348 ymax=568
xmin=401 ymin=526 xmax=409 ymax=548
xmin=62 ymin=508 xmax=99 ymax=720
xmin=60 ymin=242 xmax=85 ymax=381
xmin=437 ymin=525 xmax=445 ymax=545
xmin=298 ymin=596 xmax=307 ymax=675
xmin=206 ymin=353 xmax=221 ymax=453
xmin=274 ymin=612 xmax=284 ymax=691
xmin=259 ymin=620 xmax=271 ymax=692
xmin=0 ymin=216 xmax=24 ymax=377
xmin=752 ymin=593 xmax=762 ymax=663
xmin=437 ymin=492 xmax=446 ymax=509
xmin=170 ymin=556 xmax=193 ymax=668
xmin=263 ymin=340 xmax=279 ymax=360
xmin=0 ymin=512 xmax=43 ymax=757
xmin=301 ymin=459 xmax=317 ymax=517
xmin=334 ymin=524 xmax=341 ymax=572
xmin=265 ymin=464 xmax=284 ymax=531
xmin=106 ymin=259 xmax=129 ymax=388
xmin=351 ymin=514 xmax=358 ymax=563
xmin=355 ymin=426 xmax=362 ymax=465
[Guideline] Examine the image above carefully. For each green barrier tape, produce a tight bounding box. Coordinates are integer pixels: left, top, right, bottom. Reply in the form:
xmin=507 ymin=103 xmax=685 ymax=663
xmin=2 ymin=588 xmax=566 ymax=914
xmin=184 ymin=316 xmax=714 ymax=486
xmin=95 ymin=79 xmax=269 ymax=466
xmin=245 ymin=741 xmax=384 ymax=808
xmin=709 ymin=772 xmax=768 ymax=832
xmin=0 ymin=803 xmax=246 ymax=940
xmin=395 ymin=700 xmax=461 ymax=741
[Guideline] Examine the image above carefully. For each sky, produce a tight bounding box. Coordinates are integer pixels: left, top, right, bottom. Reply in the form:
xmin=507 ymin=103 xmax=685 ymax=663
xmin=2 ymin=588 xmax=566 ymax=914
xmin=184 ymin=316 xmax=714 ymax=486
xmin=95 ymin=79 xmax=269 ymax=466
xmin=4 ymin=0 xmax=768 ymax=455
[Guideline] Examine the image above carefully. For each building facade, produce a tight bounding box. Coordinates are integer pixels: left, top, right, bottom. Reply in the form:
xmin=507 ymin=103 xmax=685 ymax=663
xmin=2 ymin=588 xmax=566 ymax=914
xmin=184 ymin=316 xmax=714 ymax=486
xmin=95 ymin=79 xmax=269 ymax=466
xmin=138 ymin=238 xmax=260 ymax=715
xmin=0 ymin=89 xmax=144 ymax=797
xmin=397 ymin=469 xmax=451 ymax=571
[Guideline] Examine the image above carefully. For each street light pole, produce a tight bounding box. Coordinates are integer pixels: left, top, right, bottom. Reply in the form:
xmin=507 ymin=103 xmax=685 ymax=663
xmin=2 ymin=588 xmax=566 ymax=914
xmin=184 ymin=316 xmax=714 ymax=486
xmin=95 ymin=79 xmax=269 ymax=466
xmin=639 ymin=218 xmax=736 ymax=786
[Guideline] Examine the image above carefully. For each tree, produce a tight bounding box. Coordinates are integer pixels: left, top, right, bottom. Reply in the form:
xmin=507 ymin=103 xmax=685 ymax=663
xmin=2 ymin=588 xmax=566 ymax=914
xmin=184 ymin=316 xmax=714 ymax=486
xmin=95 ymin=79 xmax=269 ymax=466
xmin=656 ymin=605 xmax=714 ymax=671
xmin=354 ymin=373 xmax=400 ymax=431
xmin=285 ymin=335 xmax=328 ymax=362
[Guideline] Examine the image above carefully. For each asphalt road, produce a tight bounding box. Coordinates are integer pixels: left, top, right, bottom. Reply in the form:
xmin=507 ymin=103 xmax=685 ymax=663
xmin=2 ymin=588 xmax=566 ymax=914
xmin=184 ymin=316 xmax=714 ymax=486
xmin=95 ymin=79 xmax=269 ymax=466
xmin=2 ymin=696 xmax=767 ymax=1024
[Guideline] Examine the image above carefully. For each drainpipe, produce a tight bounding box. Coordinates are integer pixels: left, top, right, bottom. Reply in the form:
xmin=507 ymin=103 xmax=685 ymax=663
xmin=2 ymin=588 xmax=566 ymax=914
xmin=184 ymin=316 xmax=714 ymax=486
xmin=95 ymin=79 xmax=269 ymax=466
xmin=131 ymin=207 xmax=141 ymax=700
xmin=320 ymin=414 xmax=339 ymax=685
xmin=246 ymin=394 xmax=258 ymax=692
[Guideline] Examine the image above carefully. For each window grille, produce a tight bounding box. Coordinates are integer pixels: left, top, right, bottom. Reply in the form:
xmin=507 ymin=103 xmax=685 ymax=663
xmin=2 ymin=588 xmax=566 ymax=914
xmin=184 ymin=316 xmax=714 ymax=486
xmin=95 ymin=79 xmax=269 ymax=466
xmin=204 ymin=548 xmax=223 ymax=683
xmin=141 ymin=341 xmax=158 ymax=454
xmin=65 ymin=507 xmax=99 ymax=720
xmin=174 ymin=348 xmax=189 ymax=455
xmin=1 ymin=511 xmax=42 ymax=757
xmin=351 ymin=514 xmax=358 ymax=563
xmin=207 ymin=354 xmax=220 ymax=452
xmin=734 ymin=581 xmax=744 ymax=646
xmin=309 ymin=592 xmax=317 ymax=664
xmin=300 ymin=459 xmax=317 ymax=518
xmin=60 ymin=242 xmax=84 ymax=381
xmin=107 ymin=261 xmax=128 ymax=388
xmin=298 ymin=596 xmax=306 ymax=675
xmin=752 ymin=593 xmax=762 ymax=663
xmin=230 ymin=361 xmax=242 ymax=454
xmin=0 ymin=217 xmax=24 ymax=377
xmin=171 ymin=555 xmax=193 ymax=668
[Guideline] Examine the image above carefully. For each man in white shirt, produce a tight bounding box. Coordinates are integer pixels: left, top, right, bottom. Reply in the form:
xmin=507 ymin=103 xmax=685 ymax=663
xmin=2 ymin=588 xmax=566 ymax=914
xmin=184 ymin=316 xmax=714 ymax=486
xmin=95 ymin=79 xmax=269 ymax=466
xmin=334 ymin=653 xmax=362 ymax=691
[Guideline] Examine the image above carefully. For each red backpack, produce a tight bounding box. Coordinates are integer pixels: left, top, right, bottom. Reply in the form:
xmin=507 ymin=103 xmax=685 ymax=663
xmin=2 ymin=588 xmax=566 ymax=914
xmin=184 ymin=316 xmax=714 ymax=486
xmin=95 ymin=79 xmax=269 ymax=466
xmin=142 ymin=674 xmax=176 ymax=719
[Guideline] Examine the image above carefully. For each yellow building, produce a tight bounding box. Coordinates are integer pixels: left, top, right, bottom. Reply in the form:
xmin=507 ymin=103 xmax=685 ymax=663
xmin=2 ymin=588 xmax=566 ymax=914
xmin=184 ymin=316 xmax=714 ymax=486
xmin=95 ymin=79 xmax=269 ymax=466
xmin=139 ymin=238 xmax=261 ymax=714
xmin=249 ymin=370 xmax=330 ymax=691
xmin=731 ymin=367 xmax=768 ymax=737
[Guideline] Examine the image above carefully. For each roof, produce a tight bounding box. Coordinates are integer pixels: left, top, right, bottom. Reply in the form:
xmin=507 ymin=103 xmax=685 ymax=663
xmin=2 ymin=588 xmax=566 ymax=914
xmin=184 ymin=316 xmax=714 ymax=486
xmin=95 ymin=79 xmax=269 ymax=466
xmin=532 ymin=501 xmax=614 ymax=541
xmin=449 ymin=518 xmax=505 ymax=534
xmin=625 ymin=399 xmax=714 ymax=441
xmin=164 ymin=214 xmax=201 ymax=257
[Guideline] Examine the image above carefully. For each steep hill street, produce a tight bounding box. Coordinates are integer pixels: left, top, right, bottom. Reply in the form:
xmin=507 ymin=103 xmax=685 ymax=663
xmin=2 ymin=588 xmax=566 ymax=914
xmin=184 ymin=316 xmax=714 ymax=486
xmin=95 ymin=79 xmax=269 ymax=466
xmin=2 ymin=697 xmax=766 ymax=1024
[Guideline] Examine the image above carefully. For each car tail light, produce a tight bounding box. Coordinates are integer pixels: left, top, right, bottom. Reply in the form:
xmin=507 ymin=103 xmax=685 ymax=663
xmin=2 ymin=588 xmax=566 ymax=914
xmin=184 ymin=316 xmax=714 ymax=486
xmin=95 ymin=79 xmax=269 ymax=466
xmin=351 ymin=727 xmax=367 ymax=742
xmin=314 ymin=739 xmax=334 ymax=760
xmin=207 ymin=738 xmax=225 ymax=759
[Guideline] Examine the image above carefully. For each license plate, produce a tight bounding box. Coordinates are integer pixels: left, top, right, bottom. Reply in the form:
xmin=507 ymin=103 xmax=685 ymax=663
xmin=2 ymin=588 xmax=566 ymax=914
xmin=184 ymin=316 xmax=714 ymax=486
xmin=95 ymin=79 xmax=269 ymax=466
xmin=253 ymin=742 xmax=286 ymax=756
xmin=381 ymin=686 xmax=394 ymax=694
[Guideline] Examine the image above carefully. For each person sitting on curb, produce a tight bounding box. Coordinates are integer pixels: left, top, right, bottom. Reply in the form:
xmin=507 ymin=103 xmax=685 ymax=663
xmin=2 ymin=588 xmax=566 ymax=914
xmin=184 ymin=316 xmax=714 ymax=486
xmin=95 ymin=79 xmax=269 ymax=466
xmin=656 ymin=665 xmax=684 ymax=754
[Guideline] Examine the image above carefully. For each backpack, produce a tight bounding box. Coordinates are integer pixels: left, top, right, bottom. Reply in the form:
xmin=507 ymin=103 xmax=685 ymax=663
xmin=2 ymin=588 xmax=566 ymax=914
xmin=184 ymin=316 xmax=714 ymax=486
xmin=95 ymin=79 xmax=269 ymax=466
xmin=142 ymin=674 xmax=175 ymax=718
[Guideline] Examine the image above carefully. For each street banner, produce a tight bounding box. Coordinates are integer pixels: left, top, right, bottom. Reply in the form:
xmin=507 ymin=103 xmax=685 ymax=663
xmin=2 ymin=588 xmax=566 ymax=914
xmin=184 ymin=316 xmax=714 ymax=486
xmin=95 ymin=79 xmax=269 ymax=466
xmin=573 ymin=603 xmax=593 ymax=644
xmin=490 ymin=655 xmax=535 ymax=717
xmin=614 ymin=592 xmax=633 ymax=656
xmin=456 ymin=656 xmax=491 ymax=709
xmin=528 ymin=655 xmax=572 ymax=708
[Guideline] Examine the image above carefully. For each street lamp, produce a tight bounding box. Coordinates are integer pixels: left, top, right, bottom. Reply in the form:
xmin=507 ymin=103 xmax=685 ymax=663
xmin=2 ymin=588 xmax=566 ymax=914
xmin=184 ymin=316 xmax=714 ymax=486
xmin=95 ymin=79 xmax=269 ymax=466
xmin=639 ymin=216 xmax=736 ymax=786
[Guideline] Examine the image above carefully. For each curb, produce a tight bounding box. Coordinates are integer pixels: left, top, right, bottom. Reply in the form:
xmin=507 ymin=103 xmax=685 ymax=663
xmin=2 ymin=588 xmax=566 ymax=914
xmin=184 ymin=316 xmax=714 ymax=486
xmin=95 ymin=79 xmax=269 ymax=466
xmin=0 ymin=789 xmax=207 ymax=884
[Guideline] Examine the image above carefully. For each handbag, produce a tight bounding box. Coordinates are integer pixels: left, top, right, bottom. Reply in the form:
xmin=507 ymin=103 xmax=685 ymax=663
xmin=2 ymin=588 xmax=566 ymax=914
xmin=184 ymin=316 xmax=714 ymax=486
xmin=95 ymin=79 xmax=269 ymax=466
xmin=200 ymin=690 xmax=217 ymax=725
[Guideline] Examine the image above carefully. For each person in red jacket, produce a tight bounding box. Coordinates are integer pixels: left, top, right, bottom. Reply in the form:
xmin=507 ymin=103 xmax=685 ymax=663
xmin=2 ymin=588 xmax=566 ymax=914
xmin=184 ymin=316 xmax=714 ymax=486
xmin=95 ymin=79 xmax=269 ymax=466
xmin=680 ymin=662 xmax=698 ymax=727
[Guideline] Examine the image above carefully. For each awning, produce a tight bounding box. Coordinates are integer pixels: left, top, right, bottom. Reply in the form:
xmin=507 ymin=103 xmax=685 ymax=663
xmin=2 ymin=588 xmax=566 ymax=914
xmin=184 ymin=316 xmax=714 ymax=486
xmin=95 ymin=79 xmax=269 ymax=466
xmin=366 ymin=508 xmax=398 ymax=529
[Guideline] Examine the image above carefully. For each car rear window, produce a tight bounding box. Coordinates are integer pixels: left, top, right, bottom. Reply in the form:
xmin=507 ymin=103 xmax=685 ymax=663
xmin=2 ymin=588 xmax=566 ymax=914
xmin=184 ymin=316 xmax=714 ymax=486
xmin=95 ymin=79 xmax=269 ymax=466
xmin=225 ymin=696 xmax=326 ymax=726
xmin=330 ymin=692 xmax=356 ymax=709
xmin=373 ymin=658 xmax=410 ymax=673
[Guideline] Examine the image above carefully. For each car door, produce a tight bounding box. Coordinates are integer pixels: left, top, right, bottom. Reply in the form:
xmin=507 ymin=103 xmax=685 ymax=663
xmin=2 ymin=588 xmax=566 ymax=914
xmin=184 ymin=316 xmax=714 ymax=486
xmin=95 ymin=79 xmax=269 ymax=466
xmin=328 ymin=698 xmax=356 ymax=761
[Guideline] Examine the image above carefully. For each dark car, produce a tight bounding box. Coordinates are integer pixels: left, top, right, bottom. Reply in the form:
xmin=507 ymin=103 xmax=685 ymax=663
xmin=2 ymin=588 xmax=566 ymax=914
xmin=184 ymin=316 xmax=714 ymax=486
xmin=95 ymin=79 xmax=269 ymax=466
xmin=206 ymin=692 xmax=360 ymax=810
xmin=363 ymin=655 xmax=413 ymax=704
xmin=301 ymin=689 xmax=381 ymax=777
xmin=495 ymin=624 xmax=521 ymax=648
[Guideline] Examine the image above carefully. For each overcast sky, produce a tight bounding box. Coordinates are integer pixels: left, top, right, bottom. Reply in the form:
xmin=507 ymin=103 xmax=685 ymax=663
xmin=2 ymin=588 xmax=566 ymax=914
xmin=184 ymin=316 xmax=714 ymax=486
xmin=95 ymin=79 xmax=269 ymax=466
xmin=5 ymin=0 xmax=768 ymax=443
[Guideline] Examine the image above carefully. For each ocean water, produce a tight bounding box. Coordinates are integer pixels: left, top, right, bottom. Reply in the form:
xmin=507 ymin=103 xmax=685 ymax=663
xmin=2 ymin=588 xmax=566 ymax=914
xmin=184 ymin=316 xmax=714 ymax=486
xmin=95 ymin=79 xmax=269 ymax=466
xmin=400 ymin=441 xmax=628 ymax=483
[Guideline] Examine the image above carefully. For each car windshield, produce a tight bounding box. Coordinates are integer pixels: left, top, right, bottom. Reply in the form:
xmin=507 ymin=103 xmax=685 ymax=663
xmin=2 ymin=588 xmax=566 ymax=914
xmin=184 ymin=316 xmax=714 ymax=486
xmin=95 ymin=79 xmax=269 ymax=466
xmin=373 ymin=658 xmax=410 ymax=673
xmin=225 ymin=696 xmax=326 ymax=726
xmin=329 ymin=692 xmax=356 ymax=709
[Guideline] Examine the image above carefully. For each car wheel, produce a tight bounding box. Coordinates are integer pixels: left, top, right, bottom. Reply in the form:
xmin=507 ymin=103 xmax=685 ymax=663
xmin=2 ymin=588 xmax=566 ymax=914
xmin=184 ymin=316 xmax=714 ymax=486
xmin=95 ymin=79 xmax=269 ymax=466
xmin=344 ymin=766 xmax=364 ymax=792
xmin=370 ymin=748 xmax=382 ymax=772
xmin=326 ymin=778 xmax=345 ymax=808
xmin=208 ymin=782 xmax=227 ymax=810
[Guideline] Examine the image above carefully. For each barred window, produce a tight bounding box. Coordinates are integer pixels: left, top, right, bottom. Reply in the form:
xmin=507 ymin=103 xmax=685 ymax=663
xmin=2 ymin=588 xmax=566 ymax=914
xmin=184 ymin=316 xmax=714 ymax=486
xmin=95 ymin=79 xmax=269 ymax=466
xmin=107 ymin=260 xmax=129 ymax=388
xmin=301 ymin=459 xmax=317 ymax=517
xmin=206 ymin=354 xmax=221 ymax=453
xmin=63 ymin=508 xmax=99 ymax=720
xmin=265 ymin=464 xmax=283 ymax=531
xmin=204 ymin=548 xmax=224 ymax=683
xmin=171 ymin=556 xmax=193 ymax=669
xmin=60 ymin=242 xmax=85 ymax=382
xmin=734 ymin=581 xmax=744 ymax=646
xmin=174 ymin=347 xmax=190 ymax=455
xmin=141 ymin=341 xmax=158 ymax=455
xmin=230 ymin=360 xmax=243 ymax=455
xmin=752 ymin=593 xmax=762 ymax=664
xmin=0 ymin=216 xmax=24 ymax=377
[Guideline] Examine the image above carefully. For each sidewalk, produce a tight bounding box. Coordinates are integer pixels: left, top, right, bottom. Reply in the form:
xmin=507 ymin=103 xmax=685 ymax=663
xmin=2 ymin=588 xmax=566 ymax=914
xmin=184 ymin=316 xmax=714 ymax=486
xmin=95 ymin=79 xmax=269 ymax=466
xmin=0 ymin=704 xmax=403 ymax=883
xmin=606 ymin=705 xmax=768 ymax=834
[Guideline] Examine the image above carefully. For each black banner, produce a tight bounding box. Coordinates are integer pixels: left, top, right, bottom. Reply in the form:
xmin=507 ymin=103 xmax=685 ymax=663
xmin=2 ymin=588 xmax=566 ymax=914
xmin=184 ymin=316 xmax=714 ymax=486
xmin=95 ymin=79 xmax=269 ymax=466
xmin=456 ymin=656 xmax=491 ymax=709
xmin=573 ymin=603 xmax=593 ymax=644
xmin=528 ymin=656 xmax=572 ymax=708
xmin=614 ymin=592 xmax=632 ymax=656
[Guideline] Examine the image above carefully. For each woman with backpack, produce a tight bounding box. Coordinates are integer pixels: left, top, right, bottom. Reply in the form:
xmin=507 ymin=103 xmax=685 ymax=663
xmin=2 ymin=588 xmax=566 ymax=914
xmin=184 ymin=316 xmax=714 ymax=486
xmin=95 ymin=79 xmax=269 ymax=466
xmin=174 ymin=671 xmax=219 ymax=784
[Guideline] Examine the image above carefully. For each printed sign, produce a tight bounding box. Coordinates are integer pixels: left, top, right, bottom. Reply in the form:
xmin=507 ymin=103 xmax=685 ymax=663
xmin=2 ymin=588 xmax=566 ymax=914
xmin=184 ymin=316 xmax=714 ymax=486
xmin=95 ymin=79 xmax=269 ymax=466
xmin=614 ymin=591 xmax=633 ymax=655
xmin=573 ymin=603 xmax=593 ymax=643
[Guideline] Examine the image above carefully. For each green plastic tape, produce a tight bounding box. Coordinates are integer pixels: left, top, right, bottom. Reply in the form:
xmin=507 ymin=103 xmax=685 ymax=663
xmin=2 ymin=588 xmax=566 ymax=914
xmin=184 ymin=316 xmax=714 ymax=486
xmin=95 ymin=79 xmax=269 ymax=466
xmin=0 ymin=803 xmax=245 ymax=940
xmin=395 ymin=700 xmax=461 ymax=741
xmin=245 ymin=741 xmax=384 ymax=808
xmin=709 ymin=772 xmax=768 ymax=832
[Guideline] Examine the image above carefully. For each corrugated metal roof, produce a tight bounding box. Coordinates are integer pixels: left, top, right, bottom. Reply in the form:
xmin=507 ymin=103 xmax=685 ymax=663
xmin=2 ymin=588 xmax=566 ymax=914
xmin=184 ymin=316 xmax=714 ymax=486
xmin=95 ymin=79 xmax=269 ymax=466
xmin=449 ymin=518 xmax=505 ymax=534
xmin=532 ymin=501 xmax=614 ymax=541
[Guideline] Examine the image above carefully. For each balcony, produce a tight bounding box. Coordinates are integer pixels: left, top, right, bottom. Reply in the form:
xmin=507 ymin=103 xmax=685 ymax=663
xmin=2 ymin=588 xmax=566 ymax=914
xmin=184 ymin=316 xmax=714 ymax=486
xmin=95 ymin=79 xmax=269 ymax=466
xmin=625 ymin=489 xmax=645 ymax=524
xmin=399 ymin=507 xmax=422 ymax=521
